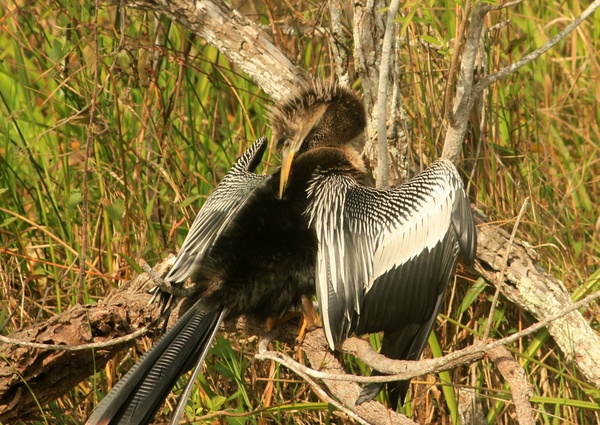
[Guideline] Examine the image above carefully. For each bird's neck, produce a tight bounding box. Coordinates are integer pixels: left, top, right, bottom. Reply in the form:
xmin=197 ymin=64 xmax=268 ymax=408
xmin=286 ymin=146 xmax=368 ymax=191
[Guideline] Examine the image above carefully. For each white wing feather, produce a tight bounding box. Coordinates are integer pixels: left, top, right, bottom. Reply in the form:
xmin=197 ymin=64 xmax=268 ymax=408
xmin=306 ymin=159 xmax=470 ymax=349
xmin=166 ymin=138 xmax=270 ymax=283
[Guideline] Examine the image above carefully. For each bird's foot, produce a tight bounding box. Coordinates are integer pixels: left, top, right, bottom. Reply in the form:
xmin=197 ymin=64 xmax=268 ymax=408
xmin=297 ymin=296 xmax=322 ymax=343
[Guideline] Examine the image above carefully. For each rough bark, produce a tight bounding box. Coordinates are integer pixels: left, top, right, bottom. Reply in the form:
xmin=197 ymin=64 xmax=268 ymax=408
xmin=476 ymin=217 xmax=600 ymax=387
xmin=302 ymin=330 xmax=417 ymax=425
xmin=352 ymin=0 xmax=411 ymax=185
xmin=487 ymin=346 xmax=535 ymax=425
xmin=0 ymin=262 xmax=166 ymax=422
xmin=116 ymin=0 xmax=310 ymax=101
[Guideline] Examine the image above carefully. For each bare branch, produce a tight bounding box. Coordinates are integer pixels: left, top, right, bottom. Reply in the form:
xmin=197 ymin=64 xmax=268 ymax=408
xmin=487 ymin=346 xmax=535 ymax=425
xmin=257 ymin=336 xmax=372 ymax=425
xmin=442 ymin=0 xmax=600 ymax=163
xmin=491 ymin=0 xmax=524 ymax=11
xmin=441 ymin=2 xmax=490 ymax=163
xmin=0 ymin=326 xmax=152 ymax=352
xmin=475 ymin=0 xmax=600 ymax=95
xmin=307 ymin=288 xmax=600 ymax=383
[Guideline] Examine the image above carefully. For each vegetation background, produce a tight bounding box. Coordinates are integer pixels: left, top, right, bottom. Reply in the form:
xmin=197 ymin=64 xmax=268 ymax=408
xmin=1 ymin=0 xmax=599 ymax=423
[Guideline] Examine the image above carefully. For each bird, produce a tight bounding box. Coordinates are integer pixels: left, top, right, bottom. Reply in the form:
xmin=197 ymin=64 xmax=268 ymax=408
xmin=271 ymin=82 xmax=477 ymax=408
xmin=86 ymin=81 xmax=476 ymax=424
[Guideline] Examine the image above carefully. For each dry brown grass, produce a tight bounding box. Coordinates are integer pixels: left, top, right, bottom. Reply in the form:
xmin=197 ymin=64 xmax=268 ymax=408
xmin=1 ymin=0 xmax=599 ymax=423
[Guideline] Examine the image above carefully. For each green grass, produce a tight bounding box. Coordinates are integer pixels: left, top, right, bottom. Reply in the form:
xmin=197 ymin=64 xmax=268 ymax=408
xmin=1 ymin=0 xmax=599 ymax=423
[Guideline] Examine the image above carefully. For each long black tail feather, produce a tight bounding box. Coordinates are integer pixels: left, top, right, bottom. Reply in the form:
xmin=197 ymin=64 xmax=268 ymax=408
xmin=86 ymin=300 xmax=226 ymax=425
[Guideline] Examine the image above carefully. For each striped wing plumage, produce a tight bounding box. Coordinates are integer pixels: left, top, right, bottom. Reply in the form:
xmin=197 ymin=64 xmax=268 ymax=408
xmin=165 ymin=137 xmax=270 ymax=284
xmin=306 ymin=159 xmax=476 ymax=350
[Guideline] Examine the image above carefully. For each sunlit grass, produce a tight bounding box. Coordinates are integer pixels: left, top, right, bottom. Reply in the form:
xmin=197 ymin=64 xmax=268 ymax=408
xmin=1 ymin=0 xmax=599 ymax=423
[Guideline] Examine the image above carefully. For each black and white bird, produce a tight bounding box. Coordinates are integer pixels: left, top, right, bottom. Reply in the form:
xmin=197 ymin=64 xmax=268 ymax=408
xmin=271 ymin=82 xmax=477 ymax=407
xmin=86 ymin=81 xmax=476 ymax=425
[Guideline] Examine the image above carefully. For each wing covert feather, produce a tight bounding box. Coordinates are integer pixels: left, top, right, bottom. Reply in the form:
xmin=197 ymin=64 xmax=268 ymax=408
xmin=166 ymin=138 xmax=270 ymax=284
xmin=306 ymin=159 xmax=476 ymax=349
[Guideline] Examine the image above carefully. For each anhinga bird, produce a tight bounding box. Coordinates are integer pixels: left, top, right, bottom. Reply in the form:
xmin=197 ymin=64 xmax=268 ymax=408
xmin=272 ymin=83 xmax=476 ymax=408
xmin=87 ymin=82 xmax=476 ymax=425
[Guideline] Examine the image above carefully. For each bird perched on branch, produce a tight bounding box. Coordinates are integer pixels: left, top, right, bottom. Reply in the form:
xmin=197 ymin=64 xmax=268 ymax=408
xmin=272 ymin=82 xmax=476 ymax=408
xmin=87 ymin=81 xmax=476 ymax=425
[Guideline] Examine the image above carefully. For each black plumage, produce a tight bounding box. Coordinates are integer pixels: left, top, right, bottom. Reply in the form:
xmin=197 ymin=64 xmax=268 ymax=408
xmin=86 ymin=137 xmax=318 ymax=425
xmin=87 ymin=81 xmax=476 ymax=424
xmin=272 ymin=82 xmax=477 ymax=408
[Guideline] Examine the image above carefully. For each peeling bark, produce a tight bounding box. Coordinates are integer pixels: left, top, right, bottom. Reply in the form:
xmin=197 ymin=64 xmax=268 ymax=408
xmin=0 ymin=263 xmax=165 ymax=422
xmin=476 ymin=218 xmax=600 ymax=387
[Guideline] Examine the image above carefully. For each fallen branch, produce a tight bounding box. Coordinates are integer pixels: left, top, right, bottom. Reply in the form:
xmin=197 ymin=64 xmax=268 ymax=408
xmin=113 ymin=0 xmax=309 ymax=101
xmin=0 ymin=261 xmax=167 ymax=422
xmin=487 ymin=346 xmax=535 ymax=425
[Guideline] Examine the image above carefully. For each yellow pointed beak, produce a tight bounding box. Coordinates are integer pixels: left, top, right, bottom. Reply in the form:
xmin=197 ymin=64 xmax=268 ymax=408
xmin=278 ymin=143 xmax=295 ymax=199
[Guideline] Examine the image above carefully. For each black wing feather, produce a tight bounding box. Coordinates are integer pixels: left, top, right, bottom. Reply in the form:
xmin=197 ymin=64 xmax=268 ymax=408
xmin=86 ymin=302 xmax=226 ymax=425
xmin=165 ymin=137 xmax=269 ymax=284
xmin=87 ymin=138 xmax=271 ymax=425
xmin=307 ymin=158 xmax=476 ymax=406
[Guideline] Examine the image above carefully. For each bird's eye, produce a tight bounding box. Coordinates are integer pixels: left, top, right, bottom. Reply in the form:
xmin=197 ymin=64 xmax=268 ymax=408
xmin=283 ymin=139 xmax=292 ymax=149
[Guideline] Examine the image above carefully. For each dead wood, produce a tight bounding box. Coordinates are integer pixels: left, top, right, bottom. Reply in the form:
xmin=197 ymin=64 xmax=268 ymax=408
xmin=0 ymin=262 xmax=165 ymax=422
xmin=3 ymin=215 xmax=600 ymax=422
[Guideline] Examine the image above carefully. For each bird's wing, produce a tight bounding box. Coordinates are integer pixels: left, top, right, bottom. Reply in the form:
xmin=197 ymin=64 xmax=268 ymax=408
xmin=306 ymin=158 xmax=476 ymax=349
xmin=165 ymin=137 xmax=270 ymax=283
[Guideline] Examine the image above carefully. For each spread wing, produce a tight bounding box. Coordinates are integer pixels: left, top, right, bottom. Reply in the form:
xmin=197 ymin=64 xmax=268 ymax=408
xmin=165 ymin=137 xmax=270 ymax=283
xmin=306 ymin=158 xmax=477 ymax=349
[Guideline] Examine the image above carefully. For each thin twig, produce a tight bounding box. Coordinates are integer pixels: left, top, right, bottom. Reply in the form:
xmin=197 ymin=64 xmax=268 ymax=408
xmin=491 ymin=0 xmax=524 ymax=11
xmin=257 ymin=335 xmax=370 ymax=425
xmin=257 ymin=288 xmax=600 ymax=384
xmin=0 ymin=325 xmax=152 ymax=351
xmin=483 ymin=197 xmax=529 ymax=342
xmin=474 ymin=0 xmax=600 ymax=95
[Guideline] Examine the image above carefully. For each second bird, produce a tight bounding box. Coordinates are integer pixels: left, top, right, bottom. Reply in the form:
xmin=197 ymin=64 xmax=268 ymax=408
xmin=87 ymin=81 xmax=476 ymax=424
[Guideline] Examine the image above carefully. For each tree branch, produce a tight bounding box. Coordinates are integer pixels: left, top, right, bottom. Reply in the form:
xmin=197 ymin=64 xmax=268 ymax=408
xmin=442 ymin=0 xmax=600 ymax=163
xmin=0 ymin=262 xmax=167 ymax=422
xmin=441 ymin=1 xmax=490 ymax=163
xmin=475 ymin=0 xmax=600 ymax=95
xmin=115 ymin=0 xmax=310 ymax=101
xmin=487 ymin=346 xmax=535 ymax=425
xmin=375 ymin=0 xmax=401 ymax=188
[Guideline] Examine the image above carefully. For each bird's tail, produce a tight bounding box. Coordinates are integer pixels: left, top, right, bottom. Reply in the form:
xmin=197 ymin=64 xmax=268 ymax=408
xmin=86 ymin=300 xmax=226 ymax=425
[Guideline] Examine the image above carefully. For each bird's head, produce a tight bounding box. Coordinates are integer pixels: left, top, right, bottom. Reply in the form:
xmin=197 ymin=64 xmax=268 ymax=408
xmin=269 ymin=81 xmax=366 ymax=198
